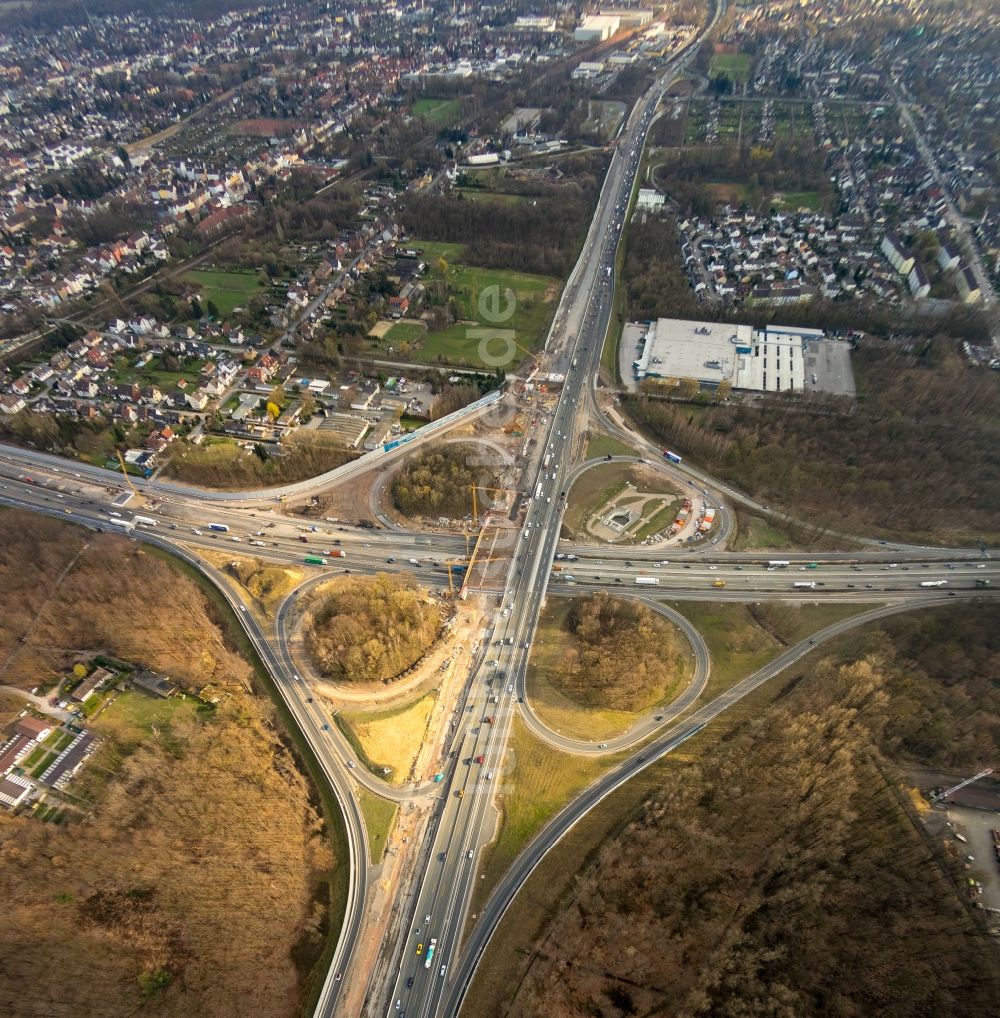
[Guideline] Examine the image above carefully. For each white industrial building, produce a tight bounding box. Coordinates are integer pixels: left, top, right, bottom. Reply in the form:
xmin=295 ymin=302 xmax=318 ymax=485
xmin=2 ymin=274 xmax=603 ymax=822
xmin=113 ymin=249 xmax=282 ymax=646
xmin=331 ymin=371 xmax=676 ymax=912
xmin=632 ymin=318 xmax=826 ymax=393
xmin=574 ymin=14 xmax=620 ymax=41
xmin=635 ymin=188 xmax=666 ymax=210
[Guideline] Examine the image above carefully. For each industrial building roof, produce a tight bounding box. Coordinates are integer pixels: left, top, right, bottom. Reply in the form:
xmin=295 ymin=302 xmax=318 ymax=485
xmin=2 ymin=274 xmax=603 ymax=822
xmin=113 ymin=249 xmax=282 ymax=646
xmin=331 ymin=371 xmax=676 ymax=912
xmin=633 ymin=318 xmax=822 ymax=393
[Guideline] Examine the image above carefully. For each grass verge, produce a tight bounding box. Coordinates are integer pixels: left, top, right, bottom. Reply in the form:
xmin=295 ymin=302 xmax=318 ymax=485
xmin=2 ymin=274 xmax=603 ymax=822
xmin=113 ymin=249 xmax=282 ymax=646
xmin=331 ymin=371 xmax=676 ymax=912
xmin=470 ymin=717 xmax=616 ymax=918
xmin=584 ymin=432 xmax=636 ymax=459
xmin=340 ymin=692 xmax=438 ymax=784
xmin=667 ymin=600 xmax=879 ymax=701
xmin=356 ymin=788 xmax=398 ymax=865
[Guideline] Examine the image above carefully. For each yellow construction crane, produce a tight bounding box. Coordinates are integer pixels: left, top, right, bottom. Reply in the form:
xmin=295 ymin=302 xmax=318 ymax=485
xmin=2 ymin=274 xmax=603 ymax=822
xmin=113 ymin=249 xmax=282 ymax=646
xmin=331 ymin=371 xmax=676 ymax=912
xmin=115 ymin=449 xmax=139 ymax=498
xmin=469 ymin=482 xmax=523 ymax=523
xmin=443 ymin=558 xmax=467 ymax=597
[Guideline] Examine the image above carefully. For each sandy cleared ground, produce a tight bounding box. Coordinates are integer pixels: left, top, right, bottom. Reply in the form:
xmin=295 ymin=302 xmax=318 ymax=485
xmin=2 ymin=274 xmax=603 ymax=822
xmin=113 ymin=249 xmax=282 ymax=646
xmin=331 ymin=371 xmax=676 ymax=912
xmin=346 ymin=693 xmax=438 ymax=783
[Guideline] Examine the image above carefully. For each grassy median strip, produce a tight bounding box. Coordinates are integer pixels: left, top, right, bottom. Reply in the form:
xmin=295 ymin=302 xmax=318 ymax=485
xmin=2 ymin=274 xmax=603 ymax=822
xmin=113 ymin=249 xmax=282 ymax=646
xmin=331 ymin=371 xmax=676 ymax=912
xmin=470 ymin=717 xmax=617 ymax=918
xmin=667 ymin=600 xmax=880 ymax=700
xmin=356 ymin=788 xmax=398 ymax=865
xmin=461 ymin=745 xmax=686 ymax=1018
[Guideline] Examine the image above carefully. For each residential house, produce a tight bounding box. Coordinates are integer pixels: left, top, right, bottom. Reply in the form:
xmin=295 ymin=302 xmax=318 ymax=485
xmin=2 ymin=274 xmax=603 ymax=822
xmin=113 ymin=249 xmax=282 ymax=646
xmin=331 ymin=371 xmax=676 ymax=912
xmin=880 ymin=232 xmax=915 ymax=275
xmin=907 ymin=262 xmax=930 ymax=299
xmin=72 ymin=666 xmax=113 ymax=702
xmin=956 ymin=266 xmax=982 ymax=304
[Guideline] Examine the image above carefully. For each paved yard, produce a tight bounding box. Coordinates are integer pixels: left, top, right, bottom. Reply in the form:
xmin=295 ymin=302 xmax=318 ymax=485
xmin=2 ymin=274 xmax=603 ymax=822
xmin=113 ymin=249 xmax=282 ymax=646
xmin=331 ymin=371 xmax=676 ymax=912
xmin=947 ymin=805 xmax=1000 ymax=916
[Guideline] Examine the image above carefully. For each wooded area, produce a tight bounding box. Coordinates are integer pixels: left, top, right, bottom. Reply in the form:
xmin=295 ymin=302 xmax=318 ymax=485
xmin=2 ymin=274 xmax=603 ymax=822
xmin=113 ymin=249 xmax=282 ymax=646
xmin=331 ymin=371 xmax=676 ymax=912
xmin=624 ymin=337 xmax=1000 ymax=541
xmin=840 ymin=603 xmax=1000 ymax=771
xmin=0 ymin=512 xmax=332 ymax=1018
xmin=163 ymin=432 xmax=357 ymax=490
xmin=544 ymin=594 xmax=686 ymax=712
xmin=305 ymin=574 xmax=440 ymax=684
xmin=506 ymin=625 xmax=1000 ymax=1018
xmin=0 ymin=514 xmax=249 ymax=690
xmin=391 ymin=444 xmax=499 ymax=519
xmin=401 ymin=153 xmax=608 ymax=278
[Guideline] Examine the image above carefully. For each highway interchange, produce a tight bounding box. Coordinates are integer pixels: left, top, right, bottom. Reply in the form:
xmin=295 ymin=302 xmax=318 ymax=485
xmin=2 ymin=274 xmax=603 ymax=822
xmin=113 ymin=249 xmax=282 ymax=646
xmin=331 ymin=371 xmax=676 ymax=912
xmin=0 ymin=2 xmax=997 ymax=1015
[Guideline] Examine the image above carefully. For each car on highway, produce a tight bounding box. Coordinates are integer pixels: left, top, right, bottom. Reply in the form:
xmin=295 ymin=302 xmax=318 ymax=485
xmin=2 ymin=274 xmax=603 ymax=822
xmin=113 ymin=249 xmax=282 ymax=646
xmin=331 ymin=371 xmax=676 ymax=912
xmin=416 ymin=943 xmax=423 ymax=955
xmin=467 ymin=849 xmax=474 ymax=859
xmin=406 ymin=977 xmax=414 ymax=989
xmin=440 ymin=965 xmax=446 ymax=977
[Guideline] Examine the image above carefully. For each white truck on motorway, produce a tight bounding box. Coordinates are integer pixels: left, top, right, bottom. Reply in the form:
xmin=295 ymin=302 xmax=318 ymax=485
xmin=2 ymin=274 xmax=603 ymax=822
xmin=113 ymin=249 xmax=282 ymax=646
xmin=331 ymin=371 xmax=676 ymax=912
xmin=635 ymin=576 xmax=660 ymax=586
xmin=133 ymin=515 xmax=157 ymax=527
xmin=793 ymin=581 xmax=816 ymax=589
xmin=920 ymin=580 xmax=948 ymax=587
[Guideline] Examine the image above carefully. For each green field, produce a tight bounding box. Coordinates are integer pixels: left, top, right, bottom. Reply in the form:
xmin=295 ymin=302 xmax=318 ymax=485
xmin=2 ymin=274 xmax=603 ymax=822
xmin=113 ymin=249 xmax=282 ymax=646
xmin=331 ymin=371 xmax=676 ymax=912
xmin=43 ymin=728 xmax=73 ymax=751
xmin=776 ymin=190 xmax=824 ymax=211
xmin=21 ymin=745 xmax=48 ymax=770
xmin=585 ymin=433 xmax=636 ymax=460
xmin=90 ymin=689 xmax=204 ymax=753
xmin=113 ymin=354 xmax=204 ymax=392
xmin=185 ymin=268 xmax=264 ymax=317
xmin=357 ymin=788 xmax=398 ymax=864
xmin=710 ymin=52 xmax=752 ymax=83
xmin=453 ymin=189 xmax=530 ymax=205
xmin=380 ymin=240 xmax=558 ymax=369
xmin=406 ymin=240 xmax=463 ymax=264
xmin=29 ymin=751 xmax=57 ymax=779
xmin=384 ymin=321 xmax=425 ymax=344
xmin=412 ymin=98 xmax=460 ymax=126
